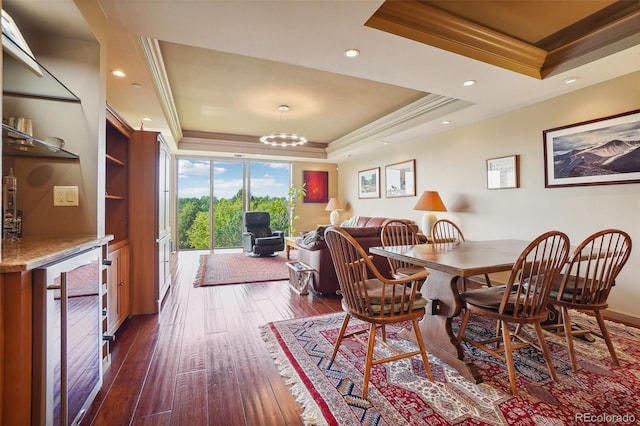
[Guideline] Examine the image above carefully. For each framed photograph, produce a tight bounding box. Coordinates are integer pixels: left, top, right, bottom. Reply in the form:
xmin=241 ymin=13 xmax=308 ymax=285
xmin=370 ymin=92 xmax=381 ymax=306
xmin=487 ymin=155 xmax=519 ymax=189
xmin=543 ymin=110 xmax=640 ymax=188
xmin=358 ymin=167 xmax=380 ymax=199
xmin=303 ymin=170 xmax=328 ymax=203
xmin=385 ymin=159 xmax=416 ymax=198
xmin=1 ymin=10 xmax=42 ymax=77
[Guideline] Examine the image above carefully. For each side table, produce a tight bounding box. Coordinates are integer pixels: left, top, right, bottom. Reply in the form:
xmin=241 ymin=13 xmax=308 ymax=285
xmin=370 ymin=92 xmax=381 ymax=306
xmin=284 ymin=236 xmax=299 ymax=259
xmin=285 ymin=261 xmax=314 ymax=295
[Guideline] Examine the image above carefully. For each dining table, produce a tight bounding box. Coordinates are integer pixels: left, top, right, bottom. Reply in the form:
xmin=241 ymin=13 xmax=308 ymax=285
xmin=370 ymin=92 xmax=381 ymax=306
xmin=370 ymin=239 xmax=531 ymax=383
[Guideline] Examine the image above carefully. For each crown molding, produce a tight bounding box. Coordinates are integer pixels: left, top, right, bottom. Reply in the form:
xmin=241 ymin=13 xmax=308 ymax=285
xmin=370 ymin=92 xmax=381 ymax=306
xmin=366 ymin=0 xmax=640 ymax=80
xmin=136 ymin=37 xmax=183 ymax=143
xmin=366 ymin=1 xmax=547 ymax=79
xmin=327 ymin=94 xmax=472 ymax=157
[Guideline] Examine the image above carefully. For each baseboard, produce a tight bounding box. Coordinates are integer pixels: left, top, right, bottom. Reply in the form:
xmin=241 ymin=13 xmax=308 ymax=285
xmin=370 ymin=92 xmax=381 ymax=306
xmin=602 ymin=309 xmax=640 ymax=328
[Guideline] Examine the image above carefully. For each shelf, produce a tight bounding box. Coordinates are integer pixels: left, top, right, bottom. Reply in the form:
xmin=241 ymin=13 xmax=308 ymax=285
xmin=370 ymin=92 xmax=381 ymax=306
xmin=106 ymin=154 xmax=126 ymax=166
xmin=2 ymin=38 xmax=80 ymax=102
xmin=2 ymin=124 xmax=79 ymax=159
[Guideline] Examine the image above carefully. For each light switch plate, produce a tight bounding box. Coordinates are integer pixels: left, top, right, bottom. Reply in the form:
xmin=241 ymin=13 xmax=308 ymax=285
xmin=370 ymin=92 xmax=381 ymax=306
xmin=53 ymin=186 xmax=79 ymax=206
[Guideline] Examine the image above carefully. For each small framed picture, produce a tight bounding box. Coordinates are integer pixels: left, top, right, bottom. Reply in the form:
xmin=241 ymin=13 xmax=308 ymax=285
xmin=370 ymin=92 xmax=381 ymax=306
xmin=487 ymin=155 xmax=519 ymax=189
xmin=358 ymin=167 xmax=380 ymax=199
xmin=385 ymin=159 xmax=416 ymax=198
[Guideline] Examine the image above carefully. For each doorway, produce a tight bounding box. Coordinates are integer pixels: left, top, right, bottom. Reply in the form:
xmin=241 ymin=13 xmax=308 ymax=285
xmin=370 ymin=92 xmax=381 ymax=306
xmin=177 ymin=158 xmax=292 ymax=251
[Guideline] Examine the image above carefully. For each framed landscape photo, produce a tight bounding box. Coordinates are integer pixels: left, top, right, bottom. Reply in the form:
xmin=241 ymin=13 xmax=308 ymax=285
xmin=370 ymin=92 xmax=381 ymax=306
xmin=358 ymin=167 xmax=380 ymax=199
xmin=385 ymin=159 xmax=416 ymax=197
xmin=487 ymin=155 xmax=519 ymax=189
xmin=543 ymin=110 xmax=640 ymax=188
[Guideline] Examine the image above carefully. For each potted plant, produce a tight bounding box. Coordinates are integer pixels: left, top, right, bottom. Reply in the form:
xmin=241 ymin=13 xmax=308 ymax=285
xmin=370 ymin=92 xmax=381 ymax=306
xmin=287 ymin=183 xmax=306 ymax=236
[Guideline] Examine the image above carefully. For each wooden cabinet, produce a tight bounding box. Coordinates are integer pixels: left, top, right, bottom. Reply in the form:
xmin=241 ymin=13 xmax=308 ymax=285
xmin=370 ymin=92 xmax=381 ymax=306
xmin=129 ymin=130 xmax=172 ymax=315
xmin=107 ymin=243 xmax=130 ymax=334
xmin=105 ymin=106 xmax=133 ymax=333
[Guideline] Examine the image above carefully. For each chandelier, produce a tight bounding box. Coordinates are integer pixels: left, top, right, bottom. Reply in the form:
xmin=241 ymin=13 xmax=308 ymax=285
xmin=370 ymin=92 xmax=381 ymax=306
xmin=260 ymin=105 xmax=307 ymax=147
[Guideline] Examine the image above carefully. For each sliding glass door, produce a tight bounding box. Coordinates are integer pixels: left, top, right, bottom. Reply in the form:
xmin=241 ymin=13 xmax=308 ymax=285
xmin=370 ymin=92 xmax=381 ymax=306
xmin=177 ymin=158 xmax=291 ymax=251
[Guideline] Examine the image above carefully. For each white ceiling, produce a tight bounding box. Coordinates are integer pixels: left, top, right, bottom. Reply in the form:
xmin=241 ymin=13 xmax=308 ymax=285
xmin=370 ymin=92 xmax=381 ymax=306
xmin=4 ymin=0 xmax=640 ymax=163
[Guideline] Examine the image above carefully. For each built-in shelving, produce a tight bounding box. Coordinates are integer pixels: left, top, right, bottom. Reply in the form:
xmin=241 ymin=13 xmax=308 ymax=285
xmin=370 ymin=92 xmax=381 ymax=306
xmin=2 ymin=123 xmax=79 ymax=158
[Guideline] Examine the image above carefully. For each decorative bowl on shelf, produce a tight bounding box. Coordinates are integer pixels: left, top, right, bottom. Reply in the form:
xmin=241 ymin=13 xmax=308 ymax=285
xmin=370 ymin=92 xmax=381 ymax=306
xmin=44 ymin=136 xmax=65 ymax=152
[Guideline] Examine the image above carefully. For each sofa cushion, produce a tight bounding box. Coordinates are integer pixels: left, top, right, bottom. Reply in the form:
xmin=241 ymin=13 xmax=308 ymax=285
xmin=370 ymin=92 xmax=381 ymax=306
xmin=342 ymin=227 xmax=380 ymax=238
xmin=356 ymin=217 xmax=389 ymax=227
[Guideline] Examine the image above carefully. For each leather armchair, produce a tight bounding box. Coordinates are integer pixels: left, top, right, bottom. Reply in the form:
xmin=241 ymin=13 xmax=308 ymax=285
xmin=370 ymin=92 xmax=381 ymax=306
xmin=241 ymin=211 xmax=284 ymax=256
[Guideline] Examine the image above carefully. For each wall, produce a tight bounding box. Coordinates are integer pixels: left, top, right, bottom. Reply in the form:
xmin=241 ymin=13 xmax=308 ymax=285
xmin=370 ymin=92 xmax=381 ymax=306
xmin=290 ymin=161 xmax=339 ymax=235
xmin=338 ymin=71 xmax=640 ymax=321
xmin=2 ymin=33 xmax=101 ymax=238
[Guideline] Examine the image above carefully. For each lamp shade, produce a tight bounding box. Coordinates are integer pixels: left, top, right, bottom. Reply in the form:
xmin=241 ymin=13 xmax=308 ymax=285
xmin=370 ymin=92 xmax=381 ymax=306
xmin=413 ymin=191 xmax=447 ymax=212
xmin=325 ymin=198 xmax=344 ymax=211
xmin=414 ymin=191 xmax=447 ymax=235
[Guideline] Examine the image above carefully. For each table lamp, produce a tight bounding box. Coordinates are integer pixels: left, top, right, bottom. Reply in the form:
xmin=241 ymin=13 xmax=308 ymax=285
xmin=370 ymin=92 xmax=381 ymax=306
xmin=325 ymin=198 xmax=344 ymax=225
xmin=413 ymin=191 xmax=447 ymax=235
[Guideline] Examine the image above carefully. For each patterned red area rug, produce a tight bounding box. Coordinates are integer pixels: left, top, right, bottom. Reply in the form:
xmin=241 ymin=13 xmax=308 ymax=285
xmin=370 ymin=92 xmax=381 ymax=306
xmin=261 ymin=312 xmax=640 ymax=425
xmin=193 ymin=251 xmax=293 ymax=286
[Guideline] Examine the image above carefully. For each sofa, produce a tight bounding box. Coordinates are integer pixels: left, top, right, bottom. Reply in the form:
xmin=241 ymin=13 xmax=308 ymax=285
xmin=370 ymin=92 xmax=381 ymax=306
xmin=296 ymin=216 xmax=422 ymax=294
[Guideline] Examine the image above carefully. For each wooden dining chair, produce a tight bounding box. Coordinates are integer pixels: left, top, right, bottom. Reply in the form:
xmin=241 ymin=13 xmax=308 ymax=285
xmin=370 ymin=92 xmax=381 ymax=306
xmin=545 ymin=229 xmax=632 ymax=371
xmin=430 ymin=219 xmax=491 ymax=290
xmin=430 ymin=218 xmax=465 ymax=244
xmin=456 ymin=230 xmax=570 ymax=396
xmin=324 ymin=227 xmax=434 ymax=399
xmin=381 ymin=219 xmax=426 ymax=281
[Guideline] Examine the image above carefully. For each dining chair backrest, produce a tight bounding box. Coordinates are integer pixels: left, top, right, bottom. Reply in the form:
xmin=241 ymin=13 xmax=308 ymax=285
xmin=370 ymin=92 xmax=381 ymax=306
xmin=554 ymin=229 xmax=631 ymax=307
xmin=381 ymin=219 xmax=422 ymax=276
xmin=431 ymin=219 xmax=465 ymax=243
xmin=325 ymin=226 xmax=426 ymax=319
xmin=500 ymin=230 xmax=570 ymax=319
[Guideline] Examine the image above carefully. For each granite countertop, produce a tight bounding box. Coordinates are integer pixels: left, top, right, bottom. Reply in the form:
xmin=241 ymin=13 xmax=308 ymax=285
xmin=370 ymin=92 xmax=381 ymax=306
xmin=0 ymin=235 xmax=114 ymax=272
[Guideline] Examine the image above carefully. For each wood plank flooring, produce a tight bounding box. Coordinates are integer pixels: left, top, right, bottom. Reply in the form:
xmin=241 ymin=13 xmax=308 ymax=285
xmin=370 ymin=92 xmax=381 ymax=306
xmin=85 ymin=251 xmax=342 ymax=425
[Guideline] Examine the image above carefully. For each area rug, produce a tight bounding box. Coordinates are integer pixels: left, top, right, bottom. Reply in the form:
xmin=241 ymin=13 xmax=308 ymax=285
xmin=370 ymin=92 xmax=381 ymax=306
xmin=193 ymin=251 xmax=294 ymax=286
xmin=261 ymin=312 xmax=640 ymax=425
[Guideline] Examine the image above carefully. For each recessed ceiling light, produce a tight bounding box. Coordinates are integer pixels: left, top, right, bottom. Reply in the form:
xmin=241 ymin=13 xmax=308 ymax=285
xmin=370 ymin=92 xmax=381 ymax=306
xmin=563 ymin=77 xmax=578 ymax=84
xmin=131 ymin=83 xmax=143 ymax=89
xmin=112 ymin=70 xmax=126 ymax=77
xmin=441 ymin=120 xmax=451 ymax=125
xmin=463 ymin=80 xmax=476 ymax=87
xmin=344 ymin=48 xmax=360 ymax=58
xmin=381 ymin=140 xmax=390 ymax=145
xmin=142 ymin=117 xmax=152 ymax=122
xmin=278 ymin=105 xmax=290 ymax=111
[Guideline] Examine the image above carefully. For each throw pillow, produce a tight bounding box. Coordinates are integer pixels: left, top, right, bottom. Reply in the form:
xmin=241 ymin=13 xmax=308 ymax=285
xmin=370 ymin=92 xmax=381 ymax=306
xmin=340 ymin=215 xmax=359 ymax=227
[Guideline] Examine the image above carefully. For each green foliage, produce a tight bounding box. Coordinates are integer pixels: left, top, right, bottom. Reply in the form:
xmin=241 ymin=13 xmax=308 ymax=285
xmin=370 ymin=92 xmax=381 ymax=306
xmin=287 ymin=184 xmax=306 ymax=235
xmin=177 ymin=189 xmax=293 ymax=249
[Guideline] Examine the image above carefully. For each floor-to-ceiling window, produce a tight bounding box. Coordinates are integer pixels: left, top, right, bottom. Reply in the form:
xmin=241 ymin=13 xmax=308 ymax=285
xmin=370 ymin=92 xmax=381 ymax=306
xmin=177 ymin=158 xmax=291 ymax=251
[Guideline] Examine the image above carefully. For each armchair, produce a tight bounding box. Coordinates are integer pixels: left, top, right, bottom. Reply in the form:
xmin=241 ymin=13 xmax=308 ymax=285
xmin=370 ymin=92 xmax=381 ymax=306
xmin=241 ymin=211 xmax=285 ymax=256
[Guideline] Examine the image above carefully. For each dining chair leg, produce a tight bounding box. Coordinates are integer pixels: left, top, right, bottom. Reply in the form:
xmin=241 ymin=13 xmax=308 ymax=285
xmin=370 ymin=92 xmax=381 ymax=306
xmin=362 ymin=323 xmax=377 ymax=399
xmin=534 ymin=322 xmax=558 ymax=382
xmin=501 ymin=320 xmax=519 ymax=396
xmin=412 ymin=317 xmax=434 ymax=381
xmin=456 ymin=308 xmax=472 ymax=344
xmin=594 ymin=310 xmax=620 ymax=367
xmin=495 ymin=321 xmax=504 ymax=349
xmin=560 ymin=306 xmax=578 ymax=371
xmin=331 ymin=314 xmax=351 ymax=362
xmin=381 ymin=324 xmax=387 ymax=342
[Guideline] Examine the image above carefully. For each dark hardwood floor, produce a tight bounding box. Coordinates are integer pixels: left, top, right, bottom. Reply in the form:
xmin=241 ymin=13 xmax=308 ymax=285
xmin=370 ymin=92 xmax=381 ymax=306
xmin=85 ymin=250 xmax=342 ymax=425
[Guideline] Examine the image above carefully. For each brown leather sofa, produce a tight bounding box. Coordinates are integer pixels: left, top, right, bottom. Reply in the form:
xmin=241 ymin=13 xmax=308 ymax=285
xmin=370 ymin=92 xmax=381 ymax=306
xmin=296 ymin=216 xmax=421 ymax=294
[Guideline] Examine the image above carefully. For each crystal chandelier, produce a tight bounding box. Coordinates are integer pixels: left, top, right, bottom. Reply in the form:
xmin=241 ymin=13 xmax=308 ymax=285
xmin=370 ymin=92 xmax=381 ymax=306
xmin=260 ymin=105 xmax=307 ymax=147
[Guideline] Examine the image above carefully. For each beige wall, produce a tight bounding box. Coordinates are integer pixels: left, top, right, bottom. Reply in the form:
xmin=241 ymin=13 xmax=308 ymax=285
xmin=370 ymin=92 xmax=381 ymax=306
xmin=338 ymin=71 xmax=640 ymax=321
xmin=2 ymin=33 xmax=101 ymax=237
xmin=290 ymin=161 xmax=339 ymax=235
